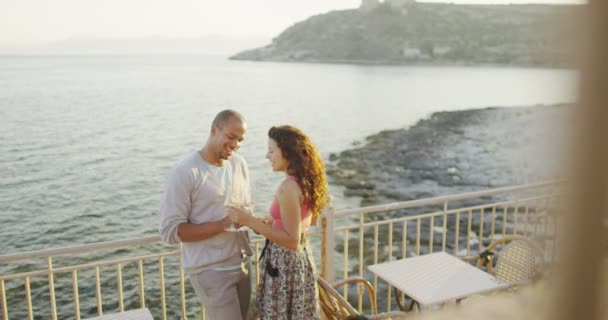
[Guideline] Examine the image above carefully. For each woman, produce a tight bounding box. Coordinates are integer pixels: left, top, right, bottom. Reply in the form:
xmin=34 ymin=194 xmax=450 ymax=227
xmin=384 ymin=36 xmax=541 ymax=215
xmin=228 ymin=125 xmax=329 ymax=320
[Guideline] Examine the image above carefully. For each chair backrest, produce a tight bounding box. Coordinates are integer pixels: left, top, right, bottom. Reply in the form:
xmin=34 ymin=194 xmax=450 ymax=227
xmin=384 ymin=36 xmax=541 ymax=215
xmin=317 ymin=277 xmax=359 ymax=320
xmin=495 ymin=239 xmax=542 ymax=283
xmin=477 ymin=236 xmax=545 ymax=283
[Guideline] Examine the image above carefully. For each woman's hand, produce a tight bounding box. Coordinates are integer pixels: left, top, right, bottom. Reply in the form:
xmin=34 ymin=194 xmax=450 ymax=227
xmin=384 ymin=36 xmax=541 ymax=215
xmin=226 ymin=205 xmax=254 ymax=227
xmin=261 ymin=215 xmax=273 ymax=225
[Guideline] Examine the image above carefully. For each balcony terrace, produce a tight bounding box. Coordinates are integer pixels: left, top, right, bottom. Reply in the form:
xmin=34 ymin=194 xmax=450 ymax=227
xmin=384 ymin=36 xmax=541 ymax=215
xmin=0 ymin=181 xmax=562 ymax=319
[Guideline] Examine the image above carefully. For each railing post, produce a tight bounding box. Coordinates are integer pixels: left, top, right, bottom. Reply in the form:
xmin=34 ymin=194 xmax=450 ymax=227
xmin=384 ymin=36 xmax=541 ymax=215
xmin=1 ymin=279 xmax=9 ymax=320
xmin=179 ymin=243 xmax=187 ymax=320
xmin=137 ymin=260 xmax=145 ymax=308
xmin=47 ymin=256 xmax=57 ymax=320
xmin=159 ymin=257 xmax=167 ymax=320
xmin=72 ymin=270 xmax=80 ymax=320
xmin=442 ymin=200 xmax=448 ymax=252
xmin=117 ymin=263 xmax=124 ymax=312
xmin=321 ymin=206 xmax=335 ymax=282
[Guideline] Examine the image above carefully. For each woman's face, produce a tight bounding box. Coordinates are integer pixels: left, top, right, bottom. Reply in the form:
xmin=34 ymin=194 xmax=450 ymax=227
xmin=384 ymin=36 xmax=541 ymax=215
xmin=266 ymin=138 xmax=288 ymax=172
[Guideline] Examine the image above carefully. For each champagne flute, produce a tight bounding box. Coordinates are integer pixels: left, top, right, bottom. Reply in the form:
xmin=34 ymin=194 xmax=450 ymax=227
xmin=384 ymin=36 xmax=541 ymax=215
xmin=224 ymin=202 xmax=241 ymax=232
xmin=225 ymin=202 xmax=254 ymax=232
xmin=224 ymin=167 xmax=253 ymax=232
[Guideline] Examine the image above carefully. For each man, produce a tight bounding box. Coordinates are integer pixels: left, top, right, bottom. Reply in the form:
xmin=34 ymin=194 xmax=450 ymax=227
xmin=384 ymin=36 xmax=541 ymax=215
xmin=160 ymin=109 xmax=252 ymax=320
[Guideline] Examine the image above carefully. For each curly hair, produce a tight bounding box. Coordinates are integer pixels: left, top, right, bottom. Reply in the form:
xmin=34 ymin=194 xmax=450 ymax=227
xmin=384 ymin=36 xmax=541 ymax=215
xmin=268 ymin=125 xmax=330 ymax=225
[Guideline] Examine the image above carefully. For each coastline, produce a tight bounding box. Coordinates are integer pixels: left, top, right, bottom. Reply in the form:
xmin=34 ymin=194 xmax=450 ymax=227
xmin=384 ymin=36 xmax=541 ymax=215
xmin=326 ymin=103 xmax=571 ymax=208
xmin=229 ymin=56 xmax=570 ymax=69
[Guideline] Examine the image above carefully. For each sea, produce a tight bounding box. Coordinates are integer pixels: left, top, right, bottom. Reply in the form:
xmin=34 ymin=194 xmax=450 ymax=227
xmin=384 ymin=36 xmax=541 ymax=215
xmin=0 ymin=55 xmax=577 ymax=318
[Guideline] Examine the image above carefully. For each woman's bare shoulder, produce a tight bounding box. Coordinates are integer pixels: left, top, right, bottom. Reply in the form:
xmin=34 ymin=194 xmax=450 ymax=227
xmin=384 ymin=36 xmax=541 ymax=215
xmin=277 ymin=178 xmax=301 ymax=197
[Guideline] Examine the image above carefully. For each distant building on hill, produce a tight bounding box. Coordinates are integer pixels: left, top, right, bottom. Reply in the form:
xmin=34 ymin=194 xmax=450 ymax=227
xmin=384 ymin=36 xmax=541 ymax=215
xmin=360 ymin=0 xmax=380 ymax=12
xmin=401 ymin=47 xmax=422 ymax=59
xmin=386 ymin=0 xmax=416 ymax=8
xmin=360 ymin=0 xmax=416 ymax=13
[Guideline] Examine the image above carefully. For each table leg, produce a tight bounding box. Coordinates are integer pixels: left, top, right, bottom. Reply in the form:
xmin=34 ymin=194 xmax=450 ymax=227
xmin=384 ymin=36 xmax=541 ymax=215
xmin=393 ymin=287 xmax=418 ymax=312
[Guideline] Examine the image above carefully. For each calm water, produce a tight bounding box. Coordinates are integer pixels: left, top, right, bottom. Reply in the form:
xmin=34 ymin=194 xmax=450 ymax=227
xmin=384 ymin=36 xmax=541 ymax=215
xmin=0 ymin=55 xmax=577 ymax=319
xmin=0 ymin=55 xmax=577 ymax=254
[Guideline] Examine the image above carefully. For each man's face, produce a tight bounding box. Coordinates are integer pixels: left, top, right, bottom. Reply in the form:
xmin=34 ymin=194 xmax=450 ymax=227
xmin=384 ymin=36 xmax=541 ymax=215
xmin=210 ymin=117 xmax=246 ymax=160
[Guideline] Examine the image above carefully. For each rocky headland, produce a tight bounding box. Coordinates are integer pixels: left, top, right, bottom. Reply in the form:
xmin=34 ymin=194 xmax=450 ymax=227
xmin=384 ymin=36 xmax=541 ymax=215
xmin=231 ymin=2 xmax=582 ymax=67
xmin=326 ymin=104 xmax=570 ymax=208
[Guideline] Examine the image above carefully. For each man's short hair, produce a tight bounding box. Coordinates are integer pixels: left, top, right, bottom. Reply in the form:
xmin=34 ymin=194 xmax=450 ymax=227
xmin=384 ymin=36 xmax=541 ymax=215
xmin=212 ymin=109 xmax=244 ymax=128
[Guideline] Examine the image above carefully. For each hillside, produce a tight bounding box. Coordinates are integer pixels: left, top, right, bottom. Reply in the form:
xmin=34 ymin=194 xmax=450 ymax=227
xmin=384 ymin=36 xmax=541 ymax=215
xmin=230 ymin=3 xmax=582 ymax=67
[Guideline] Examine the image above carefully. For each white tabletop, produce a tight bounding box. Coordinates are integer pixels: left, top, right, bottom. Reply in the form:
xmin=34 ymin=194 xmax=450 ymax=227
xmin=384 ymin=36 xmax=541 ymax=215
xmin=83 ymin=308 xmax=154 ymax=320
xmin=369 ymin=252 xmax=507 ymax=306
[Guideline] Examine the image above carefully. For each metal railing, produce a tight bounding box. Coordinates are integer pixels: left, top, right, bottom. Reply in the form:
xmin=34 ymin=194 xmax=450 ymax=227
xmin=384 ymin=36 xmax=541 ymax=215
xmin=0 ymin=181 xmax=561 ymax=319
xmin=0 ymin=236 xmax=188 ymax=320
xmin=318 ymin=180 xmax=561 ymax=313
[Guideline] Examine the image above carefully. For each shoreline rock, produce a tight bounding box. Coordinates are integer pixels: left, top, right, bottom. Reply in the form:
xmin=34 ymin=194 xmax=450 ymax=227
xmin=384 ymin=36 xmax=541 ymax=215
xmin=326 ymin=104 xmax=570 ymax=207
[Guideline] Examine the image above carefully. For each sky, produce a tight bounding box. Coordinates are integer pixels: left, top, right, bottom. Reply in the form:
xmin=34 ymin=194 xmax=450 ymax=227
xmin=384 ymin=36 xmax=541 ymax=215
xmin=0 ymin=0 xmax=585 ymax=46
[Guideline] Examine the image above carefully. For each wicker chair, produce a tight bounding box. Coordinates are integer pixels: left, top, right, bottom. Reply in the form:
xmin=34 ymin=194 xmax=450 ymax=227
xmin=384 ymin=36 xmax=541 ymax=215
xmin=318 ymin=276 xmax=408 ymax=320
xmin=476 ymin=236 xmax=545 ymax=285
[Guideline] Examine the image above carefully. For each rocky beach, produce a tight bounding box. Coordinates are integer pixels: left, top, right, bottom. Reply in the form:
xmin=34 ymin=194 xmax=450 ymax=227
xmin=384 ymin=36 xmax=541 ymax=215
xmin=327 ymin=104 xmax=570 ymax=208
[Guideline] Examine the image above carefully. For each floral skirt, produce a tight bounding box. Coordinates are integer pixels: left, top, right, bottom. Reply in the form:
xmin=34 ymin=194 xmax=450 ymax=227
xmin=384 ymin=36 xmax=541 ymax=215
xmin=253 ymin=239 xmax=320 ymax=320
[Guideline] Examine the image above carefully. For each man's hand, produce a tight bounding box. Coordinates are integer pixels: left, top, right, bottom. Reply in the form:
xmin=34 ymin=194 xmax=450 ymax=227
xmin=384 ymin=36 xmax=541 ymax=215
xmin=219 ymin=215 xmax=234 ymax=229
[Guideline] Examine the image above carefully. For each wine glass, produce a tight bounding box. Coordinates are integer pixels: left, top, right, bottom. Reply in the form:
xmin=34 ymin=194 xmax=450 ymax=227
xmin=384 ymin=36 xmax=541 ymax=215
xmin=224 ymin=168 xmax=253 ymax=232
xmin=224 ymin=202 xmax=254 ymax=232
xmin=224 ymin=202 xmax=241 ymax=232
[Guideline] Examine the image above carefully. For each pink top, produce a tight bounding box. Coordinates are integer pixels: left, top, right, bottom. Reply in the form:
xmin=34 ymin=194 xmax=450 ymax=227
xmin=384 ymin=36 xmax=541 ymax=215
xmin=270 ymin=176 xmax=312 ymax=233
